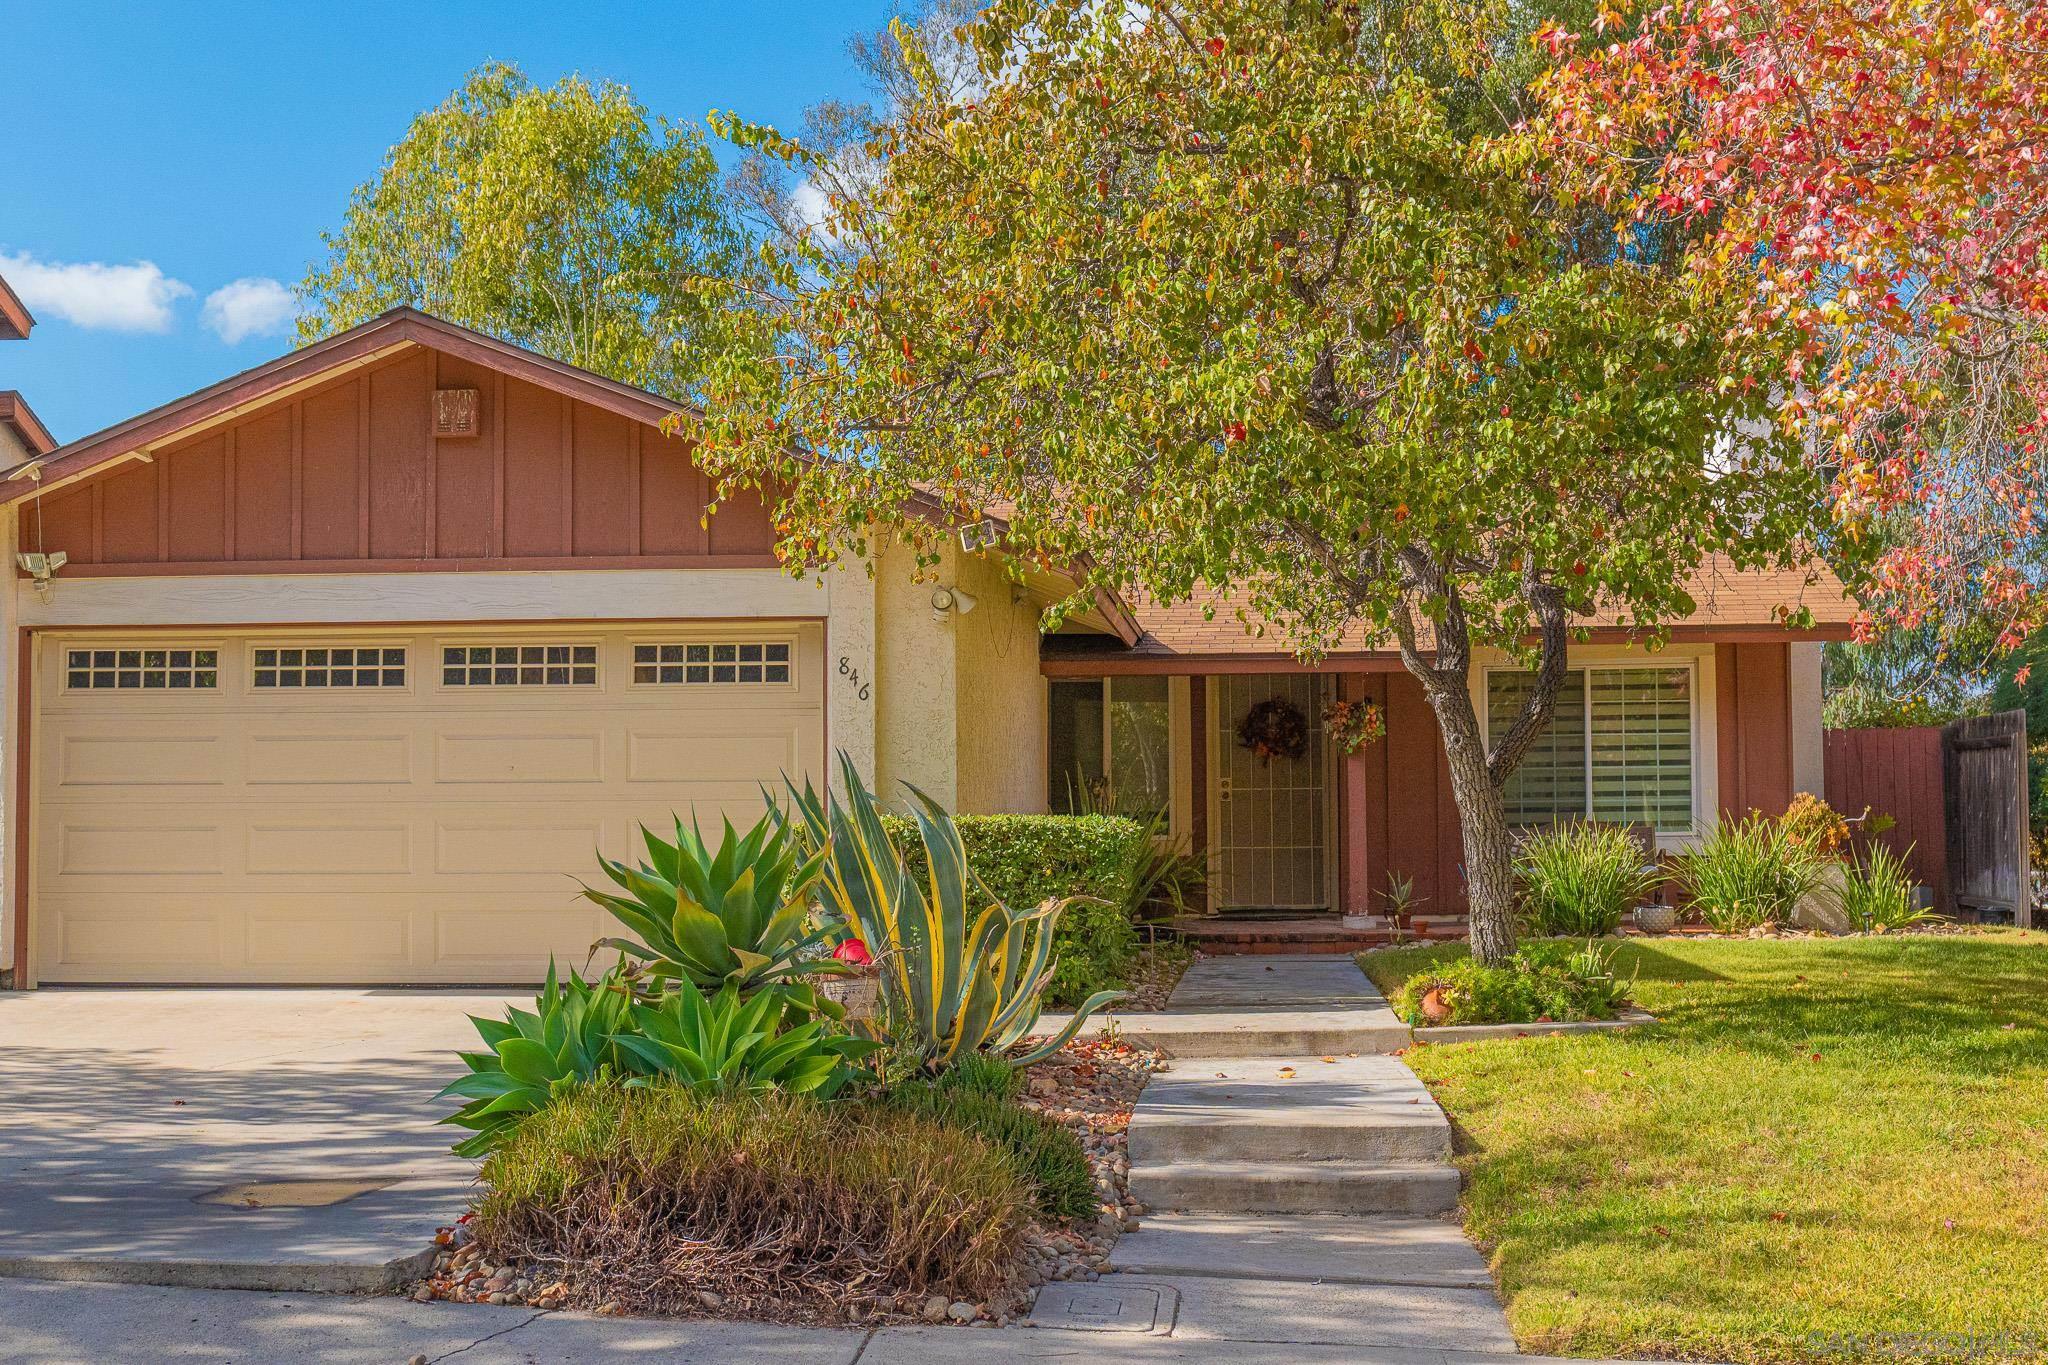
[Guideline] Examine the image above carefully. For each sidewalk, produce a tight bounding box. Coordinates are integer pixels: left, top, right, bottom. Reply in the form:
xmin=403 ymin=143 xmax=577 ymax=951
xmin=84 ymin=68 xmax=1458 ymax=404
xmin=0 ymin=1278 xmax=1649 ymax=1364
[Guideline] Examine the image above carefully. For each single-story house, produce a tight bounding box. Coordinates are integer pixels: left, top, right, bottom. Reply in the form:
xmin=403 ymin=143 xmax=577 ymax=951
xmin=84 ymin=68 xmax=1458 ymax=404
xmin=0 ymin=309 xmax=1852 ymax=985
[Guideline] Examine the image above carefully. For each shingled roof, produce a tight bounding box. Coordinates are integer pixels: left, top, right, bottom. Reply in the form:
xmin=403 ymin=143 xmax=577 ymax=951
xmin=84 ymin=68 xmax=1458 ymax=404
xmin=1048 ymin=557 xmax=1856 ymax=663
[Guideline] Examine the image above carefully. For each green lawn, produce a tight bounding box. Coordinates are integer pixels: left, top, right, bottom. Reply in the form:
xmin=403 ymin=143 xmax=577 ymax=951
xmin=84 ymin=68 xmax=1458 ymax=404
xmin=1359 ymin=933 xmax=2048 ymax=1364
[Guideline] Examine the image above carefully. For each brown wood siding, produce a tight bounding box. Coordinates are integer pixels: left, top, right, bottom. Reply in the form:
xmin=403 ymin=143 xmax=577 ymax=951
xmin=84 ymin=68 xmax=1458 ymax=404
xmin=1716 ymin=642 xmax=1794 ymax=818
xmin=1824 ymin=724 xmax=1951 ymax=913
xmin=1344 ymin=671 xmax=1468 ymax=914
xmin=19 ymin=345 xmax=779 ymax=575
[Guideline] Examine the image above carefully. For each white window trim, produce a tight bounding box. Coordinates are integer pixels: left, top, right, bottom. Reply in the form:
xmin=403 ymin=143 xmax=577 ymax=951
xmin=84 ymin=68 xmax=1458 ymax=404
xmin=1472 ymin=644 xmax=1718 ymax=849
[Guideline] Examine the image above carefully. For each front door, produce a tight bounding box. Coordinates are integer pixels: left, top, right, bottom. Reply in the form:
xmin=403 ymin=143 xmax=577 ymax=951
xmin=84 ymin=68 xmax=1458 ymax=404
xmin=1208 ymin=674 xmax=1334 ymax=911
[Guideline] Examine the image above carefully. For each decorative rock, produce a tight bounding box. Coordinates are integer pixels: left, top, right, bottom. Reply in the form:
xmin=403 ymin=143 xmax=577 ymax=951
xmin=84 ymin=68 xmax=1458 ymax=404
xmin=411 ymin=1286 xmax=433 ymax=1303
xmin=409 ymin=1356 xmax=428 ymax=1365
xmin=947 ymin=1300 xmax=979 ymax=1322
xmin=696 ymin=1290 xmax=725 ymax=1310
xmin=923 ymin=1295 xmax=950 ymax=1322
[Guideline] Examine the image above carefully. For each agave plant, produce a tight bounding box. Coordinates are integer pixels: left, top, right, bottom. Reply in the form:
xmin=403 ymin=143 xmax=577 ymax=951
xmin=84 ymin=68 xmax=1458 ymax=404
xmin=785 ymin=753 xmax=1125 ymax=1068
xmin=614 ymin=979 xmax=878 ymax=1098
xmin=582 ymin=807 xmax=841 ymax=995
xmin=436 ymin=961 xmax=637 ymax=1157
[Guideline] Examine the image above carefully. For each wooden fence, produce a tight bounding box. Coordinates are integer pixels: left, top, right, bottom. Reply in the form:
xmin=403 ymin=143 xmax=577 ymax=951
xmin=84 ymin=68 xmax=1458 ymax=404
xmin=1823 ymin=724 xmax=1951 ymax=913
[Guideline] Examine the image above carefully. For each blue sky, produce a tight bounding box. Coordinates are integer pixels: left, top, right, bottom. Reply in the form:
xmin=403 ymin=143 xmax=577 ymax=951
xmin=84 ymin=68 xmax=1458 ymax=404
xmin=2 ymin=1 xmax=896 ymax=444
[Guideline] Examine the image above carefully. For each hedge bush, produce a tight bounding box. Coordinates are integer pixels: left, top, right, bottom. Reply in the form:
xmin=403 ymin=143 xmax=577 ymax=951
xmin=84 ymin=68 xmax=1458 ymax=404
xmin=883 ymin=813 xmax=1144 ymax=1007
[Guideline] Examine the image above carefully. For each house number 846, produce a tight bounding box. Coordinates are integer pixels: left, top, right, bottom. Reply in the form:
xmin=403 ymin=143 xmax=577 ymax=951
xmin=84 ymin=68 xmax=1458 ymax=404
xmin=838 ymin=656 xmax=871 ymax=702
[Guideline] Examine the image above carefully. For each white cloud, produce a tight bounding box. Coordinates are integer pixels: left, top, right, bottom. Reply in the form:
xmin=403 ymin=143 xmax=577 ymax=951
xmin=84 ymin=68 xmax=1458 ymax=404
xmin=0 ymin=249 xmax=191 ymax=332
xmin=788 ymin=178 xmax=843 ymax=248
xmin=201 ymin=277 xmax=296 ymax=345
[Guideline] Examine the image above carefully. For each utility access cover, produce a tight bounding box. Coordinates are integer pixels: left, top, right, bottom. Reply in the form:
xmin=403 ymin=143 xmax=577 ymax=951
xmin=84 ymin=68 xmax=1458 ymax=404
xmin=195 ymin=1177 xmax=398 ymax=1209
xmin=1028 ymin=1281 xmax=1176 ymax=1334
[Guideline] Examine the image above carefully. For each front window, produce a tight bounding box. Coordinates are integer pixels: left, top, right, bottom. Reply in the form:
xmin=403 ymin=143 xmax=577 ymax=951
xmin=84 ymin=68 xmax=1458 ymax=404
xmin=1487 ymin=665 xmax=1695 ymax=833
xmin=1049 ymin=676 xmax=1172 ymax=821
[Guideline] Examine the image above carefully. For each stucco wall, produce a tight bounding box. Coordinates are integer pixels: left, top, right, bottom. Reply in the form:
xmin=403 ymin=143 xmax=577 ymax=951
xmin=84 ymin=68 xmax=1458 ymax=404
xmin=952 ymin=548 xmax=1047 ymax=814
xmin=0 ymin=424 xmax=29 ymax=470
xmin=821 ymin=557 xmax=877 ymax=794
xmin=873 ymin=539 xmax=960 ymax=809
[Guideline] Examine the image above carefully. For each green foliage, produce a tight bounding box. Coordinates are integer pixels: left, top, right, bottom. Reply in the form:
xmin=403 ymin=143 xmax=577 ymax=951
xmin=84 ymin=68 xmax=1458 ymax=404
xmin=436 ymin=962 xmax=638 ymax=1158
xmin=475 ymin=1084 xmax=1029 ymax=1313
xmin=788 ymin=754 xmax=1126 ymax=1068
xmin=582 ymin=807 xmax=839 ymax=995
xmin=299 ymin=62 xmax=750 ymax=397
xmin=882 ymin=1068 xmax=1096 ymax=1221
xmin=689 ymin=1 xmax=1833 ymax=970
xmin=614 ymin=980 xmax=876 ymax=1099
xmin=1390 ymin=940 xmax=1631 ymax=1027
xmin=882 ymin=810 xmax=1144 ymax=1006
xmin=1674 ymin=816 xmax=1828 ymax=932
xmin=1822 ymin=636 xmax=1987 ymax=730
xmin=1515 ymin=822 xmax=1660 ymax=937
xmin=1837 ymin=844 xmax=1935 ymax=934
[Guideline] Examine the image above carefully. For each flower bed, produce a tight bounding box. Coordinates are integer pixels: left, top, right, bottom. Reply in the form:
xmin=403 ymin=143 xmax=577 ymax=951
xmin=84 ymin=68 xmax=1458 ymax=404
xmin=1381 ymin=940 xmax=1633 ymax=1028
xmin=414 ymin=1034 xmax=1165 ymax=1324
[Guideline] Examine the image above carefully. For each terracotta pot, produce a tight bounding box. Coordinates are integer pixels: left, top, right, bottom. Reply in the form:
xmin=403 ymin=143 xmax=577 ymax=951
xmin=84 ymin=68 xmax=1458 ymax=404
xmin=1419 ymin=986 xmax=1452 ymax=1023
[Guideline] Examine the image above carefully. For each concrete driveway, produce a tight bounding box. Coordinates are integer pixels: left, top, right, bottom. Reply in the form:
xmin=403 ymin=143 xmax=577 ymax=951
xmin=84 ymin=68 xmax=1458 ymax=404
xmin=0 ymin=987 xmax=519 ymax=1290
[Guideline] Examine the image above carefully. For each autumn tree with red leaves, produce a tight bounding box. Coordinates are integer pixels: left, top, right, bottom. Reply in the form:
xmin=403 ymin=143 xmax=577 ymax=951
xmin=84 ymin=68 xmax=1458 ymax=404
xmin=1540 ymin=0 xmax=2048 ymax=654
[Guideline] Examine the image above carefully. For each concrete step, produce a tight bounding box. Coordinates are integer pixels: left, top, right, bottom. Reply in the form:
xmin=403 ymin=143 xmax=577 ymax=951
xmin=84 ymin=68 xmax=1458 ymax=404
xmin=1108 ymin=1212 xmax=1495 ymax=1290
xmin=1112 ymin=1009 xmax=1414 ymax=1058
xmin=1128 ymin=1056 xmax=1450 ymax=1165
xmin=1130 ymin=1158 xmax=1462 ymax=1216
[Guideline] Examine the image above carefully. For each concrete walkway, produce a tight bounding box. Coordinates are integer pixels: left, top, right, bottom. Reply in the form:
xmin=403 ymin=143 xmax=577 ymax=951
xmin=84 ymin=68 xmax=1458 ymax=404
xmin=1085 ymin=955 xmax=1517 ymax=1356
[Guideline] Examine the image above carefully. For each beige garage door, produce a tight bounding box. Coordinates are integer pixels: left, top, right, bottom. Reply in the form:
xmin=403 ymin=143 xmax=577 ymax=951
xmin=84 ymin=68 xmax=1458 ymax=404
xmin=32 ymin=622 xmax=825 ymax=983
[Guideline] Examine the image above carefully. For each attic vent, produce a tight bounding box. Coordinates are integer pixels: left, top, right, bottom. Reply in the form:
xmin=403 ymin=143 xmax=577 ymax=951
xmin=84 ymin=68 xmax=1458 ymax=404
xmin=432 ymin=387 xmax=481 ymax=438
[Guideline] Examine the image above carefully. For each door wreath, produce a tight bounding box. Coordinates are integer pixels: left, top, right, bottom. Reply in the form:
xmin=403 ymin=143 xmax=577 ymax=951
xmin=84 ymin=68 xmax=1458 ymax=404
xmin=1236 ymin=697 xmax=1309 ymax=764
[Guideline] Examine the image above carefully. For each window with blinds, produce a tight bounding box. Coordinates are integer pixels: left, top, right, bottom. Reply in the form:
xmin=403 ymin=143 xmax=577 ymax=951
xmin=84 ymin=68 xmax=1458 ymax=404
xmin=1487 ymin=665 xmax=1695 ymax=833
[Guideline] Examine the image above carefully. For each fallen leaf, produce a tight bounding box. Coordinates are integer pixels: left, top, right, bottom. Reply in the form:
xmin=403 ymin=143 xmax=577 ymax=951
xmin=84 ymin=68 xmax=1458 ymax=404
xmin=1770 ymin=1212 xmax=1788 ymax=1223
xmin=1277 ymin=1066 xmax=1296 ymax=1078
xmin=1653 ymin=1226 xmax=1671 ymax=1239
xmin=1320 ymin=1056 xmax=1337 ymax=1064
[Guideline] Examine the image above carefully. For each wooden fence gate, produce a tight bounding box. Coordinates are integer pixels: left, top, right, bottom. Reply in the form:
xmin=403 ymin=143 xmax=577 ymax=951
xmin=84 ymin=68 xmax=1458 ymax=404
xmin=1943 ymin=710 xmax=2033 ymax=926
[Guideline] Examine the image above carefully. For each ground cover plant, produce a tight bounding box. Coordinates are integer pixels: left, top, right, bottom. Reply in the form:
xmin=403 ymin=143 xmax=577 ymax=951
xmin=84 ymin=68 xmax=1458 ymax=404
xmin=1388 ymin=940 xmax=1631 ymax=1028
xmin=879 ymin=1052 xmax=1096 ymax=1222
xmin=471 ymin=1083 xmax=1030 ymax=1321
xmin=1360 ymin=933 xmax=2048 ymax=1364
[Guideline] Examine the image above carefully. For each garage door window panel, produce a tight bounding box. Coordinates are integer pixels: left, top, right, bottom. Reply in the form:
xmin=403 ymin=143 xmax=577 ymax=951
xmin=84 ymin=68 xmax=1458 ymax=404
xmin=441 ymin=643 xmax=598 ymax=688
xmin=253 ymin=645 xmax=407 ymax=690
xmin=66 ymin=647 xmax=218 ymax=692
xmin=632 ymin=640 xmax=792 ymax=686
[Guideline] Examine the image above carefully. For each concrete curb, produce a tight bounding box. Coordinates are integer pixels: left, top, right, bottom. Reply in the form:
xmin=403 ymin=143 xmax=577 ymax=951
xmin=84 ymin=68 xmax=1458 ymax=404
xmin=0 ymin=1243 xmax=438 ymax=1294
xmin=1409 ymin=1008 xmax=1658 ymax=1045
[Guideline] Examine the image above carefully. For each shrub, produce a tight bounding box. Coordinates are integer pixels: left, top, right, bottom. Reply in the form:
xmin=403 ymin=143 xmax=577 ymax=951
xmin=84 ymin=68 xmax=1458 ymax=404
xmin=581 ymin=806 xmax=840 ymax=995
xmin=882 ymin=1067 xmax=1095 ymax=1221
xmin=615 ymin=979 xmax=876 ymax=1098
xmin=474 ymin=1083 xmax=1029 ymax=1318
xmin=791 ymin=755 xmax=1126 ymax=1068
xmin=1838 ymin=843 xmax=1936 ymax=932
xmin=1391 ymin=941 xmax=1632 ymax=1027
xmin=1779 ymin=792 xmax=1852 ymax=861
xmin=885 ymin=810 xmax=1145 ymax=1005
xmin=1674 ymin=815 xmax=1828 ymax=932
xmin=437 ymin=962 xmax=638 ymax=1157
xmin=1515 ymin=822 xmax=1659 ymax=937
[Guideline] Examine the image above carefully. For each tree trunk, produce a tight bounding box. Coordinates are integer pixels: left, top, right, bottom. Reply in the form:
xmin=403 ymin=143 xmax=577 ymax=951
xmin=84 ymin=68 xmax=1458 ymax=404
xmin=1410 ymin=673 xmax=1521 ymax=966
xmin=1437 ymin=700 xmax=1519 ymax=966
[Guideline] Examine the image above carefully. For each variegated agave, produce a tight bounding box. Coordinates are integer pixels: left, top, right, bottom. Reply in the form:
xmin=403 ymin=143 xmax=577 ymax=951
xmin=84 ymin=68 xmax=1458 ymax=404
xmin=784 ymin=753 xmax=1125 ymax=1068
xmin=581 ymin=808 xmax=841 ymax=996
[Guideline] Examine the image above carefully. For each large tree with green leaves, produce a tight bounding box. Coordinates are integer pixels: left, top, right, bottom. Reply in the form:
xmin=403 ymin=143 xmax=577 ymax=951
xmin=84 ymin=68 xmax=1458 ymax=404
xmin=689 ymin=0 xmax=1831 ymax=963
xmin=298 ymin=62 xmax=749 ymax=397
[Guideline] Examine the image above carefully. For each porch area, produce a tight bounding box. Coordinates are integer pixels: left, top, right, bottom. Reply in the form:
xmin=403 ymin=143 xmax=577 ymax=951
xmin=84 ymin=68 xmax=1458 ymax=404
xmin=1044 ymin=642 xmax=1818 ymax=948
